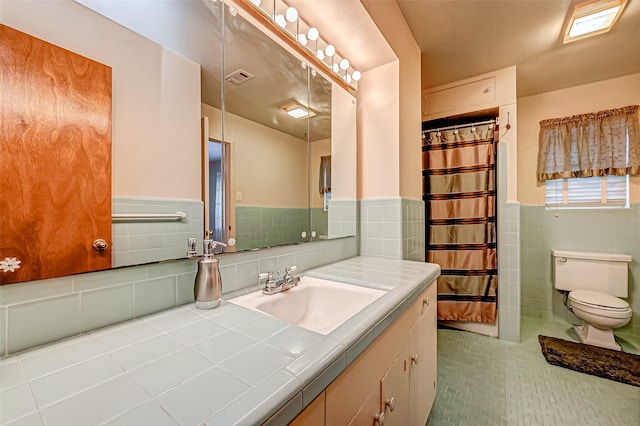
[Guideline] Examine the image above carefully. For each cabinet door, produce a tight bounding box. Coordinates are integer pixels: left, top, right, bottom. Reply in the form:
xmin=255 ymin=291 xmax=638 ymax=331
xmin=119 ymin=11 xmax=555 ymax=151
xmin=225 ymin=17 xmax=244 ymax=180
xmin=348 ymin=387 xmax=382 ymax=426
xmin=409 ymin=284 xmax=437 ymax=425
xmin=1 ymin=24 xmax=112 ymax=284
xmin=380 ymin=346 xmax=410 ymax=426
xmin=289 ymin=392 xmax=324 ymax=426
xmin=326 ymin=311 xmax=409 ymax=425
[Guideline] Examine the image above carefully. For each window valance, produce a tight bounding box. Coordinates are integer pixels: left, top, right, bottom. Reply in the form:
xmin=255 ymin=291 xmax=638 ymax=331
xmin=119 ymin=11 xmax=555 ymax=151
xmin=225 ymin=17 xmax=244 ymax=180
xmin=536 ymin=105 xmax=640 ymax=182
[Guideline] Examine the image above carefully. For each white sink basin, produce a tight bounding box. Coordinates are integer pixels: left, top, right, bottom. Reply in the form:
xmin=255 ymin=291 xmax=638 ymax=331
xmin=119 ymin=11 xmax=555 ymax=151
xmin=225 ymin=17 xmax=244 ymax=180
xmin=229 ymin=277 xmax=386 ymax=335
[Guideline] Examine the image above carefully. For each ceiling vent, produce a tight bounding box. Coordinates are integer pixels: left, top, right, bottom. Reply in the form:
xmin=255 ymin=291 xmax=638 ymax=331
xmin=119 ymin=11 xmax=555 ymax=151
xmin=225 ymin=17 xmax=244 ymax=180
xmin=225 ymin=69 xmax=254 ymax=86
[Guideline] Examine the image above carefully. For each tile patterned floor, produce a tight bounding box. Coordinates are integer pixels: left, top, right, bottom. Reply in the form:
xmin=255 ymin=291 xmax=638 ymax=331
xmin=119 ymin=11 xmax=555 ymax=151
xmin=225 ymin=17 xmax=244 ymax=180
xmin=426 ymin=316 xmax=640 ymax=426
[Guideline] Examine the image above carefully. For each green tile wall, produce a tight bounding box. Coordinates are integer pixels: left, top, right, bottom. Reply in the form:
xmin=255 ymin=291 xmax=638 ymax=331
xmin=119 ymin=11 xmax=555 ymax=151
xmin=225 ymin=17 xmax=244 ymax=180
xmin=235 ymin=207 xmax=308 ymax=251
xmin=310 ymin=208 xmax=328 ymax=241
xmin=402 ymin=199 xmax=426 ymax=262
xmin=0 ymin=237 xmax=358 ymax=357
xmin=112 ymin=197 xmax=203 ymax=267
xmin=360 ymin=198 xmax=403 ymax=259
xmin=520 ymin=204 xmax=639 ymax=337
xmin=327 ymin=199 xmax=358 ymax=238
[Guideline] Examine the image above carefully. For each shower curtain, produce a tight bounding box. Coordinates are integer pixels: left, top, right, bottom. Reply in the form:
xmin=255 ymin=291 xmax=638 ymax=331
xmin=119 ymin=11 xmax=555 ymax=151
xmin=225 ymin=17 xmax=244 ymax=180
xmin=422 ymin=124 xmax=498 ymax=323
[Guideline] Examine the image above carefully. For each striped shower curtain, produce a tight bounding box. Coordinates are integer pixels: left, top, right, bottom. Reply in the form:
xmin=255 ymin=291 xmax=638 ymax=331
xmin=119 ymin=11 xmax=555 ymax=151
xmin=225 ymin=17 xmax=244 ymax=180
xmin=422 ymin=124 xmax=498 ymax=323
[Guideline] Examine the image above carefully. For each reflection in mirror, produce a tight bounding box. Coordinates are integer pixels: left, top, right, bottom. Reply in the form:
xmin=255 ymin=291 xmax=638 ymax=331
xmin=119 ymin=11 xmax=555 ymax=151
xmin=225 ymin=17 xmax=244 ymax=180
xmin=309 ymin=71 xmax=332 ymax=241
xmin=205 ymin=140 xmax=230 ymax=254
xmin=16 ymin=0 xmax=356 ymax=278
xmin=203 ymin=4 xmax=326 ymax=252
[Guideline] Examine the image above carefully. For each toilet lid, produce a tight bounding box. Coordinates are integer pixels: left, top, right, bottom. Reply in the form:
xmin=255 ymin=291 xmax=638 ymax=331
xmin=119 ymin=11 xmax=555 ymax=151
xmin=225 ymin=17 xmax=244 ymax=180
xmin=569 ymin=290 xmax=629 ymax=310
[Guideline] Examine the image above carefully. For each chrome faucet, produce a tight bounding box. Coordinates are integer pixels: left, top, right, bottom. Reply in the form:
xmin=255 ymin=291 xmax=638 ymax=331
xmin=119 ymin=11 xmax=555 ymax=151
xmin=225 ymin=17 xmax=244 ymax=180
xmin=260 ymin=266 xmax=300 ymax=295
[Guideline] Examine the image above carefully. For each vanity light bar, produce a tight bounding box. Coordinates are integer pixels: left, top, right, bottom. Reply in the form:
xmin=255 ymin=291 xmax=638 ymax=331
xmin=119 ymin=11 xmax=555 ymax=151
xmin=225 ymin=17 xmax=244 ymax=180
xmin=235 ymin=0 xmax=360 ymax=89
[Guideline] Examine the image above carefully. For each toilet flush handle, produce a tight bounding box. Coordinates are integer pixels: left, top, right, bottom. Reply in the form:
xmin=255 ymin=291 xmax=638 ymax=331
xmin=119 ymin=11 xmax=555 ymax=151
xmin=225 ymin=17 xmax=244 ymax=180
xmin=557 ymin=257 xmax=567 ymax=263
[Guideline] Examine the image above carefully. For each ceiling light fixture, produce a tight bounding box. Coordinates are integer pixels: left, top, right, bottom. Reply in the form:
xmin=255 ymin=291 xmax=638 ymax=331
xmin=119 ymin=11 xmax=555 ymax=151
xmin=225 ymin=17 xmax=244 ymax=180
xmin=564 ymin=0 xmax=627 ymax=43
xmin=280 ymin=101 xmax=316 ymax=119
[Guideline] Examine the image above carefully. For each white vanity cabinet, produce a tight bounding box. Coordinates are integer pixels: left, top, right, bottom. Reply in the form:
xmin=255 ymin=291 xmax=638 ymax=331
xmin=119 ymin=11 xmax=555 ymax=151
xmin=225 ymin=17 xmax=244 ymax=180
xmin=289 ymin=282 xmax=437 ymax=425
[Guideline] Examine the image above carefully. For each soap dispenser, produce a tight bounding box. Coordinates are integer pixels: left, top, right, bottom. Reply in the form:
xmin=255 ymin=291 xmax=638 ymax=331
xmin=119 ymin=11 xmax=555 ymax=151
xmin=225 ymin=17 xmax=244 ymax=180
xmin=194 ymin=239 xmax=227 ymax=309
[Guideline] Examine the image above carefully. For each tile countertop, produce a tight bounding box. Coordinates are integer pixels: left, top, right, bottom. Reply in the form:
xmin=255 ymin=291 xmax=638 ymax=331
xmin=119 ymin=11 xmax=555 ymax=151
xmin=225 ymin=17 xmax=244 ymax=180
xmin=0 ymin=257 xmax=440 ymax=426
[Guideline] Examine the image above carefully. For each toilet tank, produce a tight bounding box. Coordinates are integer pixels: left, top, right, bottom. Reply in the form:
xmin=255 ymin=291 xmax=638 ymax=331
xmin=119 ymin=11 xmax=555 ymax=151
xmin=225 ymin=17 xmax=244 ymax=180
xmin=552 ymin=250 xmax=631 ymax=297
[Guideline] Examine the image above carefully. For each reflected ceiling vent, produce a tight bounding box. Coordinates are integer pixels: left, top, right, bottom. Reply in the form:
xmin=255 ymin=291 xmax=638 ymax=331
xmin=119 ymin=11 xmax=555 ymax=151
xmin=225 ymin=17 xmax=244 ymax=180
xmin=225 ymin=69 xmax=254 ymax=85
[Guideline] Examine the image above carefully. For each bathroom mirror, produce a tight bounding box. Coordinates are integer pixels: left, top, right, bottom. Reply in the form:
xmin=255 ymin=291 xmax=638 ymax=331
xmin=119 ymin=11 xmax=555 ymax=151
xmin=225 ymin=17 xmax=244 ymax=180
xmin=4 ymin=0 xmax=356 ymax=284
xmin=203 ymin=4 xmax=335 ymax=251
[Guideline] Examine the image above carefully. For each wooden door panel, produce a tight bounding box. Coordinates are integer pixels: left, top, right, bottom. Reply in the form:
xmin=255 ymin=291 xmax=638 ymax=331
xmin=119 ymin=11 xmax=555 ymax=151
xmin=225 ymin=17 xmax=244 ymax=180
xmin=0 ymin=24 xmax=112 ymax=284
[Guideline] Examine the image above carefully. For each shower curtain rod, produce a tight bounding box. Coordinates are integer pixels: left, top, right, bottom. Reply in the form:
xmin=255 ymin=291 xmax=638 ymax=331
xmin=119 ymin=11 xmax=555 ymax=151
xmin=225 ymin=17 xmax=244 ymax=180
xmin=422 ymin=119 xmax=496 ymax=134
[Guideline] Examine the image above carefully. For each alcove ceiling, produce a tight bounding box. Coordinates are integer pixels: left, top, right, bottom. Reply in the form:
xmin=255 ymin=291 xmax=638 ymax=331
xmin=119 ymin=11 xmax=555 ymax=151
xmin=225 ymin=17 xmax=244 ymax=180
xmin=395 ymin=0 xmax=640 ymax=97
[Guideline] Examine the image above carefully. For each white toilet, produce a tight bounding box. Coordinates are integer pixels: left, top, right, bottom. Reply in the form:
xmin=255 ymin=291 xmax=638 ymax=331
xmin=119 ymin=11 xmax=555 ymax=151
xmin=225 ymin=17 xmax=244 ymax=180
xmin=552 ymin=250 xmax=632 ymax=351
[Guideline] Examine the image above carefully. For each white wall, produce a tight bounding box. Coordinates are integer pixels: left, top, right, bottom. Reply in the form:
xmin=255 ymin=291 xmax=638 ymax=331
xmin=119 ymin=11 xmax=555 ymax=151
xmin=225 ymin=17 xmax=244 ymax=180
xmin=358 ymin=61 xmax=401 ymax=199
xmin=518 ymin=72 xmax=640 ymax=205
xmin=361 ymin=0 xmax=423 ymax=201
xmin=2 ymin=0 xmax=202 ymax=200
xmin=331 ymin=83 xmax=357 ymax=201
xmin=358 ymin=0 xmax=422 ymax=201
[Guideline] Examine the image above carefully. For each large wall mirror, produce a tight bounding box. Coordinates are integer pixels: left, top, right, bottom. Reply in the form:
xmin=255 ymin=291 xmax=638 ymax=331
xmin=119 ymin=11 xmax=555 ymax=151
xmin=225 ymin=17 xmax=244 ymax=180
xmin=1 ymin=0 xmax=356 ymax=284
xmin=205 ymin=3 xmax=342 ymax=252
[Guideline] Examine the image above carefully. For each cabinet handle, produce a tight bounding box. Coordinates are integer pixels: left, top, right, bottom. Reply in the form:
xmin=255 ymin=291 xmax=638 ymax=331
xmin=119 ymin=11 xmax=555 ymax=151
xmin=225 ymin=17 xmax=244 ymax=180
xmin=411 ymin=354 xmax=419 ymax=365
xmin=385 ymin=396 xmax=396 ymax=412
xmin=423 ymin=297 xmax=430 ymax=306
xmin=374 ymin=411 xmax=385 ymax=425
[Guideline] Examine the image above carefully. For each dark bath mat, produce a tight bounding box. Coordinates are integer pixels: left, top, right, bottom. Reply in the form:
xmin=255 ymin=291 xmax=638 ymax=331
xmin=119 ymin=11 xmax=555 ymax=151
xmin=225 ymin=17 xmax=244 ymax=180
xmin=538 ymin=335 xmax=640 ymax=387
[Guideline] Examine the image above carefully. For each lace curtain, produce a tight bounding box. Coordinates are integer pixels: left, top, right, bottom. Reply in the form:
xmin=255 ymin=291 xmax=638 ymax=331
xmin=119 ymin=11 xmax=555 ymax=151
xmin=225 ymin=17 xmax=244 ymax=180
xmin=536 ymin=105 xmax=640 ymax=182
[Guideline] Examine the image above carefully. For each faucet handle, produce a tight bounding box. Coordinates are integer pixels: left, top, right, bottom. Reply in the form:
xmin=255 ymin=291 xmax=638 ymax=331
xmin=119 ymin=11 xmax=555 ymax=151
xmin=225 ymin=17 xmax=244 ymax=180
xmin=259 ymin=272 xmax=276 ymax=290
xmin=285 ymin=266 xmax=297 ymax=274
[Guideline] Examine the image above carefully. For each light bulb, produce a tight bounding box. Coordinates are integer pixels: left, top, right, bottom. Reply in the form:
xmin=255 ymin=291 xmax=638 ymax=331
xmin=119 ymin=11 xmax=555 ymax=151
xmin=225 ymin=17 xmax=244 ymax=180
xmin=307 ymin=27 xmax=319 ymax=41
xmin=324 ymin=44 xmax=335 ymax=57
xmin=345 ymin=74 xmax=352 ymax=83
xmin=316 ymin=49 xmax=325 ymax=60
xmin=285 ymin=7 xmax=298 ymax=22
xmin=274 ymin=14 xmax=286 ymax=28
xmin=352 ymin=70 xmax=361 ymax=81
xmin=332 ymin=63 xmax=339 ymax=73
xmin=339 ymin=59 xmax=349 ymax=70
xmin=297 ymin=34 xmax=307 ymax=46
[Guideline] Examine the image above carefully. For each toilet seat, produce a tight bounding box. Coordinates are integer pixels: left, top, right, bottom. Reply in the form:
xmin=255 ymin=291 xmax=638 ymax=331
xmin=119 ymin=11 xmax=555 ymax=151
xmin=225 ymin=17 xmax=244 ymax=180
xmin=569 ymin=290 xmax=632 ymax=319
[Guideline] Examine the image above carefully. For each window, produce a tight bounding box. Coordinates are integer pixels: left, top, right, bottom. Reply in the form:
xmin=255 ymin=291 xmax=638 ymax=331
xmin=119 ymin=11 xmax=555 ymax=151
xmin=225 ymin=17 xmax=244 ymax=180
xmin=323 ymin=191 xmax=331 ymax=211
xmin=545 ymin=175 xmax=628 ymax=208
